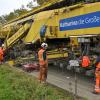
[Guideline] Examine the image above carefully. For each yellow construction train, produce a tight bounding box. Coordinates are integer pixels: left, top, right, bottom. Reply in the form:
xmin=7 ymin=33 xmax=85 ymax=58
xmin=0 ymin=0 xmax=100 ymax=76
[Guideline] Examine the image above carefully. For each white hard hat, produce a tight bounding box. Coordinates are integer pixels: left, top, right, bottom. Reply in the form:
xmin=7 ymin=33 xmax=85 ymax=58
xmin=2 ymin=44 xmax=4 ymax=47
xmin=41 ymin=42 xmax=48 ymax=49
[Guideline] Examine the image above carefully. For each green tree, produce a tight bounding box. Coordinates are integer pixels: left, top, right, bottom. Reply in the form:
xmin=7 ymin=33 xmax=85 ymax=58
xmin=0 ymin=16 xmax=7 ymax=24
xmin=4 ymin=12 xmax=15 ymax=21
xmin=14 ymin=8 xmax=28 ymax=17
xmin=27 ymin=1 xmax=34 ymax=9
xmin=2 ymin=5 xmax=28 ymax=22
xmin=27 ymin=0 xmax=39 ymax=9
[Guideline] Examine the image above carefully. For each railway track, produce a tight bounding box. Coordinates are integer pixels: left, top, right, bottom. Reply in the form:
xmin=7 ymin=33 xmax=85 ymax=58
xmin=14 ymin=57 xmax=100 ymax=100
xmin=29 ymin=65 xmax=100 ymax=100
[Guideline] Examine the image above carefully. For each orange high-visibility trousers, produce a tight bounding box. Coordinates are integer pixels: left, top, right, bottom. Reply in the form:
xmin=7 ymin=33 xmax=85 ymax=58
xmin=0 ymin=53 xmax=3 ymax=61
xmin=95 ymin=77 xmax=100 ymax=93
xmin=38 ymin=64 xmax=48 ymax=82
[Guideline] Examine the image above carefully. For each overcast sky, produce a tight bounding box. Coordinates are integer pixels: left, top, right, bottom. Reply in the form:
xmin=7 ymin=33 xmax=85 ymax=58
xmin=0 ymin=0 xmax=38 ymax=16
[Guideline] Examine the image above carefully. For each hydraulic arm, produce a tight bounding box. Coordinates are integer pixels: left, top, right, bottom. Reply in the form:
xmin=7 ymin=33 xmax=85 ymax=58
xmin=4 ymin=23 xmax=31 ymax=49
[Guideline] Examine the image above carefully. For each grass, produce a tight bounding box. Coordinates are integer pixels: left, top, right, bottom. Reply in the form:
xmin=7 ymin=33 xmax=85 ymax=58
xmin=0 ymin=64 xmax=85 ymax=100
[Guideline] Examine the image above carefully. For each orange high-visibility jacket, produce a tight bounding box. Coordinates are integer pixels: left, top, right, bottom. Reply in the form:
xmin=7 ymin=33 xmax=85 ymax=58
xmin=95 ymin=67 xmax=100 ymax=77
xmin=95 ymin=56 xmax=100 ymax=68
xmin=38 ymin=49 xmax=47 ymax=66
xmin=0 ymin=48 xmax=3 ymax=55
xmin=96 ymin=62 xmax=100 ymax=68
xmin=0 ymin=47 xmax=4 ymax=61
xmin=82 ymin=56 xmax=90 ymax=68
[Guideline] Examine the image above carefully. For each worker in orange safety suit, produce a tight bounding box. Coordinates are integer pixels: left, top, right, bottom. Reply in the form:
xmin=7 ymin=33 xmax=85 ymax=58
xmin=93 ymin=55 xmax=100 ymax=94
xmin=0 ymin=44 xmax=5 ymax=64
xmin=38 ymin=42 xmax=48 ymax=83
xmin=81 ymin=56 xmax=90 ymax=68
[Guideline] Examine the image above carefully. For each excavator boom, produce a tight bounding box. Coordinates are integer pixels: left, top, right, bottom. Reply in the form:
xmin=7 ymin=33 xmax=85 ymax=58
xmin=4 ymin=23 xmax=31 ymax=49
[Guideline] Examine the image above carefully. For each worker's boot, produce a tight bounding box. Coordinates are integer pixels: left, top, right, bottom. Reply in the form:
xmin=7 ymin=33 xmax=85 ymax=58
xmin=92 ymin=91 xmax=99 ymax=94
